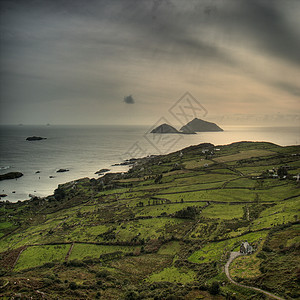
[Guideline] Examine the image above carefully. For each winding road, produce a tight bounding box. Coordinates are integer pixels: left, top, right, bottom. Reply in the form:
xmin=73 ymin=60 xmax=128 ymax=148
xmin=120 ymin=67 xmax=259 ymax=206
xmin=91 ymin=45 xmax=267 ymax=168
xmin=225 ymin=252 xmax=285 ymax=300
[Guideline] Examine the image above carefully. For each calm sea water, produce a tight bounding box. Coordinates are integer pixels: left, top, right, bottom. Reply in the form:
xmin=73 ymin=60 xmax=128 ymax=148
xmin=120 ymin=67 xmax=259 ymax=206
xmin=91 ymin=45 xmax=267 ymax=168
xmin=0 ymin=125 xmax=299 ymax=202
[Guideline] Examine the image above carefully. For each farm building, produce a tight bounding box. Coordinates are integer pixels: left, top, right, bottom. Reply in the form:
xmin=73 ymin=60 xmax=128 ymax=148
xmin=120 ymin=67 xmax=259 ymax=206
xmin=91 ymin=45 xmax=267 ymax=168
xmin=240 ymin=241 xmax=253 ymax=254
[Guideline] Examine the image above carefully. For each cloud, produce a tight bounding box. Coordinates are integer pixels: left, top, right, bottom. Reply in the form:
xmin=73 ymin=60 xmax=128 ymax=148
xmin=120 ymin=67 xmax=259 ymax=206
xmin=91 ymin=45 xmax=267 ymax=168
xmin=0 ymin=0 xmax=299 ymax=124
xmin=211 ymin=0 xmax=300 ymax=66
xmin=273 ymin=81 xmax=300 ymax=97
xmin=124 ymin=95 xmax=135 ymax=104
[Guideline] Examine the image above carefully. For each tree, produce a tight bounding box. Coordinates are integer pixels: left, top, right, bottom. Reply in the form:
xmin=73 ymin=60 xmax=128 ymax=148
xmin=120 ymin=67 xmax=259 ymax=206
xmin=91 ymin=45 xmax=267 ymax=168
xmin=174 ymin=206 xmax=198 ymax=219
xmin=277 ymin=166 xmax=288 ymax=178
xmin=154 ymin=174 xmax=163 ymax=184
xmin=208 ymin=281 xmax=220 ymax=295
xmin=54 ymin=188 xmax=65 ymax=201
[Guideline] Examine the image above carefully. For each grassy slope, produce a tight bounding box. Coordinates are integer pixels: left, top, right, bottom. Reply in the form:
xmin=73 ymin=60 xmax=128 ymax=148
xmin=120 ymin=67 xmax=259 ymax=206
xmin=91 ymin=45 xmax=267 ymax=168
xmin=0 ymin=141 xmax=299 ymax=299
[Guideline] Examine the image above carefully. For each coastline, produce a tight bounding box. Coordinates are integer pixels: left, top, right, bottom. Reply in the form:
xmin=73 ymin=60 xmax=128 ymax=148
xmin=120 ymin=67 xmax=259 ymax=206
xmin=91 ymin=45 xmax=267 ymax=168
xmin=1 ymin=139 xmax=299 ymax=203
xmin=0 ymin=140 xmax=299 ymax=299
xmin=1 ymin=124 xmax=299 ymax=202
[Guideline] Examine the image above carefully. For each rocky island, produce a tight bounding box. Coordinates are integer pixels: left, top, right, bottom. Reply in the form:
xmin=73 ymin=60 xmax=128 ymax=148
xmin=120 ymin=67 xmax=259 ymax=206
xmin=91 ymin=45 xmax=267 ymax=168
xmin=151 ymin=119 xmax=223 ymax=134
xmin=56 ymin=169 xmax=69 ymax=173
xmin=180 ymin=118 xmax=223 ymax=132
xmin=26 ymin=136 xmax=47 ymax=141
xmin=0 ymin=172 xmax=23 ymax=181
xmin=151 ymin=123 xmax=195 ymax=134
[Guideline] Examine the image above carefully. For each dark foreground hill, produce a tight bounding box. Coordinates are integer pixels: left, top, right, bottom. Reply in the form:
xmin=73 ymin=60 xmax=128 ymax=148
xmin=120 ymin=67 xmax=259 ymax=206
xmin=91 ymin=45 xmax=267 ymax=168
xmin=0 ymin=141 xmax=299 ymax=299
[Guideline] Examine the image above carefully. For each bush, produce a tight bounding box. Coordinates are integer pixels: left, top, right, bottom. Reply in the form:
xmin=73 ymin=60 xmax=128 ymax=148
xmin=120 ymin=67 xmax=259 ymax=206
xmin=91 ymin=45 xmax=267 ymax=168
xmin=43 ymin=278 xmax=53 ymax=286
xmin=96 ymin=269 xmax=110 ymax=278
xmin=174 ymin=206 xmax=198 ymax=219
xmin=69 ymin=281 xmax=77 ymax=290
xmin=65 ymin=259 xmax=86 ymax=267
xmin=208 ymin=281 xmax=220 ymax=295
xmin=96 ymin=280 xmax=103 ymax=286
xmin=124 ymin=290 xmax=139 ymax=300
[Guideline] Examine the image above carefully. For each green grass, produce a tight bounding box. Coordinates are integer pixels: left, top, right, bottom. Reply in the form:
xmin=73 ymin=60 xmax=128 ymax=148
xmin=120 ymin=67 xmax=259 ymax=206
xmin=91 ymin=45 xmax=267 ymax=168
xmin=230 ymin=238 xmax=265 ymax=279
xmin=238 ymin=224 xmax=300 ymax=299
xmin=225 ymin=178 xmax=256 ymax=188
xmin=286 ymin=235 xmax=300 ymax=247
xmin=115 ymin=218 xmax=187 ymax=241
xmin=129 ymin=173 xmax=234 ymax=193
xmin=135 ymin=202 xmax=207 ymax=217
xmin=252 ymin=198 xmax=300 ymax=230
xmin=201 ymin=203 xmax=244 ymax=219
xmin=160 ymin=181 xmax=224 ymax=193
xmin=0 ymin=222 xmax=13 ymax=230
xmin=188 ymin=231 xmax=268 ymax=264
xmin=14 ymin=244 xmax=69 ymax=271
xmin=236 ymin=165 xmax=276 ymax=175
xmin=256 ymin=183 xmax=299 ymax=202
xmin=64 ymin=224 xmax=109 ymax=241
xmin=157 ymin=241 xmax=181 ymax=255
xmin=210 ymin=168 xmax=237 ymax=174
xmin=184 ymin=159 xmax=213 ymax=169
xmin=173 ymin=173 xmax=238 ymax=185
xmin=214 ymin=149 xmax=276 ymax=163
xmin=147 ymin=266 xmax=196 ymax=283
xmin=158 ymin=188 xmax=257 ymax=203
xmin=69 ymin=244 xmax=136 ymax=260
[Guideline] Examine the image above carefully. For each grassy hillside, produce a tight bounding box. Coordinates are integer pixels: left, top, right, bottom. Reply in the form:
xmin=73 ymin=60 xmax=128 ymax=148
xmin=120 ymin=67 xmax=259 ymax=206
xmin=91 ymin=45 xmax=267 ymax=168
xmin=0 ymin=141 xmax=299 ymax=299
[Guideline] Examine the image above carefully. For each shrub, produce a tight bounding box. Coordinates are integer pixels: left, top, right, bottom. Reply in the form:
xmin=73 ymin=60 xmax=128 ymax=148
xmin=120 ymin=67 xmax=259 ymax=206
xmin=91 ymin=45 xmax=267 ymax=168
xmin=174 ymin=206 xmax=198 ymax=219
xmin=96 ymin=269 xmax=110 ymax=278
xmin=124 ymin=290 xmax=139 ymax=300
xmin=208 ymin=281 xmax=220 ymax=295
xmin=43 ymin=278 xmax=53 ymax=286
xmin=69 ymin=281 xmax=77 ymax=290
xmin=65 ymin=259 xmax=86 ymax=267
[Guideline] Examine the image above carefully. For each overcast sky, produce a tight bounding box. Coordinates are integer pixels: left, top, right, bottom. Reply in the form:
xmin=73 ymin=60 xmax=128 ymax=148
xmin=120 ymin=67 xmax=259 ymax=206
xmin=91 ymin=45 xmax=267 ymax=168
xmin=0 ymin=0 xmax=299 ymax=125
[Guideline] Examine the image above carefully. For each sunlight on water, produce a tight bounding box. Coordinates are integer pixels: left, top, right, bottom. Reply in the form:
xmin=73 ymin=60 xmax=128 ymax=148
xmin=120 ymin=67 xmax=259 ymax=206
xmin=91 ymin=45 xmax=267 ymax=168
xmin=0 ymin=125 xmax=299 ymax=202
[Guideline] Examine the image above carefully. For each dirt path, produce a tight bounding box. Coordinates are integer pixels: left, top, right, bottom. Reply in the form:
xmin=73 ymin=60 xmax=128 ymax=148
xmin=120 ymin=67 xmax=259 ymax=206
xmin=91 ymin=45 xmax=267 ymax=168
xmin=65 ymin=242 xmax=75 ymax=261
xmin=12 ymin=246 xmax=27 ymax=269
xmin=225 ymin=252 xmax=285 ymax=300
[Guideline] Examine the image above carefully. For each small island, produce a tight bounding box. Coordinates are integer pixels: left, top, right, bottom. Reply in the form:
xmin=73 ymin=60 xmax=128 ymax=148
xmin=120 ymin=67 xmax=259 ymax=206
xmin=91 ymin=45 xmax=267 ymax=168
xmin=151 ymin=123 xmax=195 ymax=134
xmin=26 ymin=136 xmax=47 ymax=141
xmin=0 ymin=172 xmax=23 ymax=181
xmin=56 ymin=169 xmax=69 ymax=173
xmin=180 ymin=118 xmax=223 ymax=132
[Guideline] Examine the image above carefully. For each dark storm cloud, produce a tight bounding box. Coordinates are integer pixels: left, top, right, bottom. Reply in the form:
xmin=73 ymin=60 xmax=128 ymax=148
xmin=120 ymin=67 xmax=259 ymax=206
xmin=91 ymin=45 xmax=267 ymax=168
xmin=2 ymin=0 xmax=299 ymax=66
xmin=124 ymin=95 xmax=135 ymax=104
xmin=213 ymin=0 xmax=300 ymax=66
xmin=0 ymin=0 xmax=299 ymax=124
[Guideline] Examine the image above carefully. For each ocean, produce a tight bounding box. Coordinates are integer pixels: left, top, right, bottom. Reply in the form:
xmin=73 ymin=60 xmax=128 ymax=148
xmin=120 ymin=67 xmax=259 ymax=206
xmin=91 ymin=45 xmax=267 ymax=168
xmin=0 ymin=125 xmax=299 ymax=202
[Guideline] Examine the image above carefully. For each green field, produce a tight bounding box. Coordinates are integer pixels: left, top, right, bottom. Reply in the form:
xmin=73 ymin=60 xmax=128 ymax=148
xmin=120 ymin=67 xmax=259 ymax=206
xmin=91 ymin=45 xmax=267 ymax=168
xmin=214 ymin=149 xmax=275 ymax=162
xmin=188 ymin=231 xmax=268 ymax=264
xmin=69 ymin=244 xmax=136 ymax=260
xmin=14 ymin=244 xmax=70 ymax=271
xmin=147 ymin=266 xmax=196 ymax=283
xmin=0 ymin=141 xmax=299 ymax=299
xmin=201 ymin=203 xmax=244 ymax=219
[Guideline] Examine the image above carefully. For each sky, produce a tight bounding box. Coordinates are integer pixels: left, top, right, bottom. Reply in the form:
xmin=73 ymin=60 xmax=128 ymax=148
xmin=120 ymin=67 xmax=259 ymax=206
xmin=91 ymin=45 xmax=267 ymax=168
xmin=0 ymin=0 xmax=299 ymax=125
